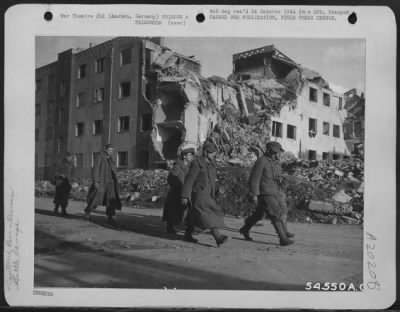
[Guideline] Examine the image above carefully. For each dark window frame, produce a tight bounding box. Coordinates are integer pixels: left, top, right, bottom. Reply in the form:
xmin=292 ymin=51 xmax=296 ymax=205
xmin=286 ymin=124 xmax=296 ymax=140
xmin=75 ymin=122 xmax=85 ymax=137
xmin=309 ymin=87 xmax=318 ymax=102
xmin=93 ymin=120 xmax=104 ymax=135
xmin=117 ymin=151 xmax=128 ymax=168
xmin=333 ymin=124 xmax=340 ymax=138
xmin=272 ymin=121 xmax=283 ymax=138
xmin=118 ymin=116 xmax=130 ymax=133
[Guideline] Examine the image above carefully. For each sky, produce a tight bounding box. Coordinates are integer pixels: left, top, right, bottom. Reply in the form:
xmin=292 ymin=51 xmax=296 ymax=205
xmin=36 ymin=36 xmax=365 ymax=94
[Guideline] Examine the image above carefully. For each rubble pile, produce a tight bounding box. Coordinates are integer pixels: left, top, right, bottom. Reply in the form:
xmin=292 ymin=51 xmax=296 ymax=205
xmin=152 ymin=52 xmax=298 ymax=166
xmin=214 ymin=158 xmax=364 ymax=224
xmin=35 ymin=158 xmax=364 ymax=224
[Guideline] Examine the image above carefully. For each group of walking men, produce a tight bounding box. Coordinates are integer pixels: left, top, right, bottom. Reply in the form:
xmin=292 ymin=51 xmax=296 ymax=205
xmin=53 ymin=140 xmax=294 ymax=248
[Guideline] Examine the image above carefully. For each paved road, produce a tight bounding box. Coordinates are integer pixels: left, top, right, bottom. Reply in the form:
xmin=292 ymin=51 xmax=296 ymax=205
xmin=34 ymin=197 xmax=363 ymax=290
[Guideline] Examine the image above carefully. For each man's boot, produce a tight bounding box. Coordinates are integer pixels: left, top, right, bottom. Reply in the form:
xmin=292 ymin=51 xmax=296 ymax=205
xmin=284 ymin=220 xmax=295 ymax=238
xmin=273 ymin=221 xmax=294 ymax=246
xmin=282 ymin=214 xmax=295 ymax=238
xmin=239 ymin=224 xmax=253 ymax=241
xmin=211 ymin=228 xmax=228 ymax=247
xmin=184 ymin=224 xmax=198 ymax=243
xmin=54 ymin=204 xmax=59 ymax=213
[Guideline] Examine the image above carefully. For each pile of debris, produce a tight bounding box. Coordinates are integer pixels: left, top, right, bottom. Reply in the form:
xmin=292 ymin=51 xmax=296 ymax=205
xmin=35 ymin=158 xmax=363 ymax=225
xmin=215 ymin=158 xmax=364 ymax=224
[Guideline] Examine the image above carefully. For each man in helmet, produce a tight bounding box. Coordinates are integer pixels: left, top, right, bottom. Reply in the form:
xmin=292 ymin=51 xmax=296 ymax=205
xmin=239 ymin=141 xmax=294 ymax=246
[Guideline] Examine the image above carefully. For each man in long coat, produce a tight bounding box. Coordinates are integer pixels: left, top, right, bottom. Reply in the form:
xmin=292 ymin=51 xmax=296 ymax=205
xmin=239 ymin=141 xmax=294 ymax=246
xmin=163 ymin=147 xmax=195 ymax=234
xmin=84 ymin=144 xmax=121 ymax=226
xmin=53 ymin=152 xmax=75 ymax=216
xmin=181 ymin=142 xmax=228 ymax=247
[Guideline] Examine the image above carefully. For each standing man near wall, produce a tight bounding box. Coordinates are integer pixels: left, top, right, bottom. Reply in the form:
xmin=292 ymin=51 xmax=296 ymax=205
xmin=84 ymin=144 xmax=121 ymax=227
xmin=239 ymin=141 xmax=295 ymax=246
xmin=181 ymin=142 xmax=228 ymax=247
xmin=163 ymin=147 xmax=195 ymax=234
xmin=53 ymin=152 xmax=75 ymax=216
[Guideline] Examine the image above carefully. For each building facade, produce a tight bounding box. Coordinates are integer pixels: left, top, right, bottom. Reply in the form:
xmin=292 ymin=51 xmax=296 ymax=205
xmin=343 ymin=88 xmax=365 ymax=156
xmin=231 ymin=45 xmax=350 ymax=160
xmin=35 ymin=37 xmax=201 ymax=179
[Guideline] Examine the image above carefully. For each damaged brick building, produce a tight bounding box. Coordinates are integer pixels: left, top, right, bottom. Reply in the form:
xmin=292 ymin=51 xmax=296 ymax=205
xmin=35 ymin=37 xmax=200 ymax=178
xmin=151 ymin=44 xmax=350 ymax=164
xmin=36 ymin=38 xmax=353 ymax=178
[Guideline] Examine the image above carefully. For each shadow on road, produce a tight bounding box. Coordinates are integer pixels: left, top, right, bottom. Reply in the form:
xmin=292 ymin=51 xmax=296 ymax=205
xmin=35 ymin=208 xmax=215 ymax=248
xmin=34 ymin=229 xmax=302 ymax=290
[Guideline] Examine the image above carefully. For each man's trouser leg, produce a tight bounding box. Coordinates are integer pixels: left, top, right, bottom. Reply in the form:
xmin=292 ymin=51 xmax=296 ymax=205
xmin=271 ymin=216 xmax=294 ymax=246
xmin=239 ymin=203 xmax=264 ymax=240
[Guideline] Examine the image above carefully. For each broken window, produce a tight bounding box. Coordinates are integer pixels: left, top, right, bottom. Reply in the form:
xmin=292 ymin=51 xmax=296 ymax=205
xmin=77 ymin=92 xmax=86 ymax=107
xmin=354 ymin=121 xmax=362 ymax=138
xmin=120 ymin=48 xmax=132 ymax=65
xmin=45 ymin=127 xmax=53 ymax=141
xmin=48 ymin=75 xmax=55 ymax=89
xmin=322 ymin=152 xmax=329 ymax=160
xmin=119 ymin=82 xmax=131 ymax=98
xmin=35 ymin=103 xmax=40 ymax=116
xmin=333 ymin=153 xmax=340 ymax=160
xmin=75 ymin=122 xmax=85 ymax=137
xmin=309 ymin=87 xmax=318 ymax=102
xmin=93 ymin=120 xmax=103 ymax=135
xmin=57 ymin=109 xmax=65 ymax=126
xmin=36 ymin=79 xmax=41 ymax=93
xmin=35 ymin=129 xmax=39 ymax=142
xmin=338 ymin=97 xmax=343 ymax=110
xmin=333 ymin=124 xmax=340 ymax=138
xmin=78 ymin=64 xmax=87 ymax=79
xmin=95 ymin=58 xmax=105 ymax=73
xmin=74 ymin=153 xmax=84 ymax=168
xmin=117 ymin=151 xmax=128 ymax=168
xmin=138 ymin=150 xmax=149 ymax=169
xmin=308 ymin=150 xmax=316 ymax=160
xmin=308 ymin=118 xmax=317 ymax=137
xmin=141 ymin=113 xmax=152 ymax=131
xmin=118 ymin=116 xmax=130 ymax=132
xmin=323 ymin=92 xmax=330 ymax=106
xmin=287 ymin=124 xmax=296 ymax=140
xmin=145 ymin=48 xmax=153 ymax=73
xmin=272 ymin=121 xmax=283 ymax=138
xmin=94 ymin=88 xmax=104 ymax=103
xmin=59 ymin=81 xmax=66 ymax=98
xmin=92 ymin=152 xmax=100 ymax=167
xmin=57 ymin=137 xmax=64 ymax=153
xmin=323 ymin=122 xmax=330 ymax=136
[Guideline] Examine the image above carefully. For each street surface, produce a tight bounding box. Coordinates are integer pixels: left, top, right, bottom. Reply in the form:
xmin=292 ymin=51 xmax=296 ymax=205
xmin=35 ymin=197 xmax=363 ymax=290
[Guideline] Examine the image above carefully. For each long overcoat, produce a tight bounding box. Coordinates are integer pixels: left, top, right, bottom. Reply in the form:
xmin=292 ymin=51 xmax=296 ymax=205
xmin=181 ymin=156 xmax=225 ymax=229
xmin=249 ymin=154 xmax=288 ymax=219
xmin=162 ymin=160 xmax=190 ymax=225
xmin=86 ymin=151 xmax=121 ymax=211
xmin=53 ymin=157 xmax=75 ymax=207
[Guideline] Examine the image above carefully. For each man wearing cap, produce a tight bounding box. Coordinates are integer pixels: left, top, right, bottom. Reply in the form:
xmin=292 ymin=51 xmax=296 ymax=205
xmin=181 ymin=142 xmax=228 ymax=247
xmin=163 ymin=147 xmax=195 ymax=234
xmin=85 ymin=144 xmax=121 ymax=226
xmin=53 ymin=152 xmax=75 ymax=216
xmin=239 ymin=141 xmax=294 ymax=246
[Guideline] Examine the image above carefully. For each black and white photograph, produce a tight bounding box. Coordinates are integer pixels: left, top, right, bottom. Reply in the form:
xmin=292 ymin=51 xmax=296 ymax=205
xmin=34 ymin=36 xmax=365 ymax=290
xmin=4 ymin=4 xmax=396 ymax=309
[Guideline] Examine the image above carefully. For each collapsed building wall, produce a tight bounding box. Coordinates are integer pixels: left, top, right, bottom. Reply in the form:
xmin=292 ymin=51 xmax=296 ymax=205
xmin=147 ymin=42 xmax=350 ymax=165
